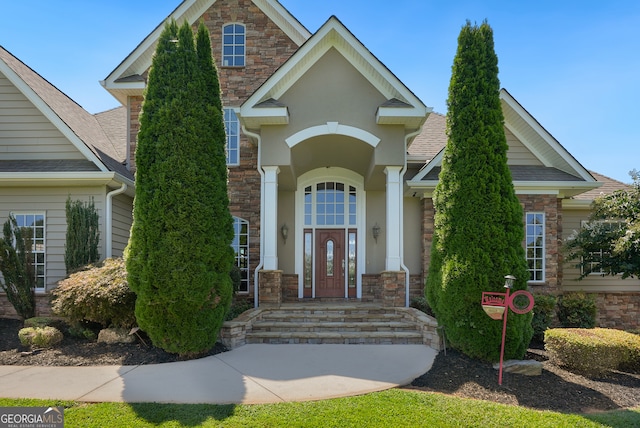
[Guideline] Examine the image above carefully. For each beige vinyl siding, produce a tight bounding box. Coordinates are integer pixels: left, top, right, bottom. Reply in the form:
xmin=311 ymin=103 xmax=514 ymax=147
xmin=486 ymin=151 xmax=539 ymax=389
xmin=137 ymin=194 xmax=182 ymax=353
xmin=111 ymin=193 xmax=133 ymax=257
xmin=0 ymin=186 xmax=106 ymax=292
xmin=506 ymin=128 xmax=542 ymax=166
xmin=0 ymin=74 xmax=83 ymax=160
xmin=562 ymin=207 xmax=640 ymax=292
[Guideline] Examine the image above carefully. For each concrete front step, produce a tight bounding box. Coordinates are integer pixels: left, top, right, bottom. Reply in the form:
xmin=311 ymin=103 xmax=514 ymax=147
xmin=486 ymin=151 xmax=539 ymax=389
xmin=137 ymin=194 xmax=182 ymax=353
xmin=251 ymin=321 xmax=417 ymax=333
xmin=245 ymin=330 xmax=425 ymax=345
xmin=259 ymin=312 xmax=406 ymax=323
xmin=220 ymin=304 xmax=442 ymax=350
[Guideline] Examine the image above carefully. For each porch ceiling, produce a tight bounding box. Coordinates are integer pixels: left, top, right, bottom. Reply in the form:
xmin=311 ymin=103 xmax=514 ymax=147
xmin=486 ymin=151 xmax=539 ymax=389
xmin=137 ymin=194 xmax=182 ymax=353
xmin=279 ymin=135 xmax=374 ymax=190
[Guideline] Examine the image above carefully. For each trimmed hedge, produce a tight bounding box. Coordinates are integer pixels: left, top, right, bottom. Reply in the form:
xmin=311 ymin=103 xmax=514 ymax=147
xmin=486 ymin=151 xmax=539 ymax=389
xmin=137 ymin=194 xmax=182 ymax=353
xmin=545 ymin=328 xmax=640 ymax=377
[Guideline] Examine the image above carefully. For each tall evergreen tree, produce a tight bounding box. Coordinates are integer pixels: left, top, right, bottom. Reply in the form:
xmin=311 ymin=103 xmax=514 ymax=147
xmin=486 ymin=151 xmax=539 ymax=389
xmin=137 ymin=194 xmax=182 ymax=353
xmin=65 ymin=196 xmax=100 ymax=274
xmin=125 ymin=20 xmax=234 ymax=356
xmin=426 ymin=21 xmax=533 ymax=361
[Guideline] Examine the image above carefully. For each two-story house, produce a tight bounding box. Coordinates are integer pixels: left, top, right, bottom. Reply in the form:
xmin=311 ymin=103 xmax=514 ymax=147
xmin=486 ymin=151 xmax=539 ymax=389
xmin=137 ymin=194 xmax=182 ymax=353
xmin=1 ymin=0 xmax=638 ymax=329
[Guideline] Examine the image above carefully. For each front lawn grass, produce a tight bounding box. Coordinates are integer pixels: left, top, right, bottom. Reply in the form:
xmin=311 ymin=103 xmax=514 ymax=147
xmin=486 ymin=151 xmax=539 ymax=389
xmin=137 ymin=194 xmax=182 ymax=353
xmin=2 ymin=389 xmax=638 ymax=427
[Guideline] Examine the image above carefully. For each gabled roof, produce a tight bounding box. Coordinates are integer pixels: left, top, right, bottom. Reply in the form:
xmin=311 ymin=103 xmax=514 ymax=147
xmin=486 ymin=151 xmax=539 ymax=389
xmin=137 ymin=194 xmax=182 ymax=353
xmin=101 ymin=0 xmax=311 ymax=105
xmin=573 ymin=171 xmax=630 ymax=200
xmin=0 ymin=45 xmax=133 ymax=184
xmin=240 ymin=16 xmax=431 ymax=129
xmin=406 ymin=89 xmax=601 ymax=198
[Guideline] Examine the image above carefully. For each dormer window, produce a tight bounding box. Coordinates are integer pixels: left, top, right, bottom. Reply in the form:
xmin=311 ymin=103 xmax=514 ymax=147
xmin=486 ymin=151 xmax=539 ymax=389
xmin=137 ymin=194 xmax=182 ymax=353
xmin=222 ymin=23 xmax=245 ymax=67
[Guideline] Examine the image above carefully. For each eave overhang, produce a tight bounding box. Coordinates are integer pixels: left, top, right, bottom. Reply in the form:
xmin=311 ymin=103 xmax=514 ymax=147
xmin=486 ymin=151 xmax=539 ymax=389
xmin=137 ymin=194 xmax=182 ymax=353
xmin=376 ymin=106 xmax=431 ymax=129
xmin=405 ymin=179 xmax=602 ymax=199
xmin=0 ymin=172 xmax=135 ymax=195
xmin=237 ymin=106 xmax=289 ymax=128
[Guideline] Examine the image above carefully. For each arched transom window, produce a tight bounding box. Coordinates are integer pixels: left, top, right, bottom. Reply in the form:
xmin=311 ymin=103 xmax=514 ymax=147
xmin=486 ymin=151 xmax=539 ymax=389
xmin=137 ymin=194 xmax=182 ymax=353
xmin=304 ymin=182 xmax=357 ymax=227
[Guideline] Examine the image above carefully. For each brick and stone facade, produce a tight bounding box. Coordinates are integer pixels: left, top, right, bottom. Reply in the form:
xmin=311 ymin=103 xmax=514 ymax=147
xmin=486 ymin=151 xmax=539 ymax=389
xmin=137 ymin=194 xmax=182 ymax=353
xmin=518 ymin=194 xmax=562 ymax=293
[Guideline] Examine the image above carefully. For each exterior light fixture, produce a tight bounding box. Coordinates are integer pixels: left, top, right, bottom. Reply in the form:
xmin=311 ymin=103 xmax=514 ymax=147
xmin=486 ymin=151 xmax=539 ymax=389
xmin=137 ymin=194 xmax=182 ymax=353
xmin=372 ymin=223 xmax=381 ymax=242
xmin=281 ymin=223 xmax=288 ymax=243
xmin=504 ymin=275 xmax=516 ymax=289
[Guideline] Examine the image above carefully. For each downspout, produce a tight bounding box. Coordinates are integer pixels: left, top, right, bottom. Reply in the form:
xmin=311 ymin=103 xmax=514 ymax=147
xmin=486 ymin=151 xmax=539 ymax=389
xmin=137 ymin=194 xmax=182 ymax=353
xmin=400 ymin=129 xmax=422 ymax=307
xmin=105 ymin=182 xmax=127 ymax=258
xmin=242 ymin=125 xmax=264 ymax=309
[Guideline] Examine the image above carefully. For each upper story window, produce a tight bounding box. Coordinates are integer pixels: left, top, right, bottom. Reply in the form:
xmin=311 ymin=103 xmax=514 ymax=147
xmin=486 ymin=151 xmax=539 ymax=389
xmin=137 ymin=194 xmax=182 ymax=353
xmin=12 ymin=213 xmax=46 ymax=292
xmin=526 ymin=212 xmax=545 ymax=283
xmin=222 ymin=24 xmax=245 ymax=67
xmin=224 ymin=108 xmax=239 ymax=166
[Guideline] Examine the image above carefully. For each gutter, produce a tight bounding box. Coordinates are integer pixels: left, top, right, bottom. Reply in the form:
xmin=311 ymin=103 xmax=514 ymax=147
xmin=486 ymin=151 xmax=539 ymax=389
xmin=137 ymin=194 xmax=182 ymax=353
xmin=242 ymin=125 xmax=264 ymax=309
xmin=105 ymin=182 xmax=128 ymax=258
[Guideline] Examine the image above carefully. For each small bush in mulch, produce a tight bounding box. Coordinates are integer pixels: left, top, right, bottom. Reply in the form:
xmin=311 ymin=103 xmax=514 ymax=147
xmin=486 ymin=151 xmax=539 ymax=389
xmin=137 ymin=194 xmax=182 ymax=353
xmin=18 ymin=326 xmax=63 ymax=349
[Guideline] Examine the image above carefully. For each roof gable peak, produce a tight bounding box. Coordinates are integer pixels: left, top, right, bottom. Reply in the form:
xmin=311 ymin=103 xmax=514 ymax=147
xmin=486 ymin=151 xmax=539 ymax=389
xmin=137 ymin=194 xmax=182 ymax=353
xmin=241 ymin=16 xmax=430 ymax=129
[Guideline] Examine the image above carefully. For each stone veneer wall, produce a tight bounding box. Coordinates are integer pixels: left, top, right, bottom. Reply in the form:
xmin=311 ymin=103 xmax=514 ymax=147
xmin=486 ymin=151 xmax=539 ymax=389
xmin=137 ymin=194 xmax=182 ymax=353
xmin=594 ymin=292 xmax=640 ymax=330
xmin=0 ymin=294 xmax=53 ymax=319
xmin=518 ymin=194 xmax=562 ymax=294
xmin=125 ymin=0 xmax=302 ymax=300
xmin=282 ymin=274 xmax=299 ymax=302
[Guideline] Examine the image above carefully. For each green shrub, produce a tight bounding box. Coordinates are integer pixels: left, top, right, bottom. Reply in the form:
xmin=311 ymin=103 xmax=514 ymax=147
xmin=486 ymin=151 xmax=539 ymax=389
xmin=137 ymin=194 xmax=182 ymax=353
xmin=531 ymin=293 xmax=556 ymax=342
xmin=410 ymin=296 xmax=434 ymax=317
xmin=51 ymin=258 xmax=136 ymax=329
xmin=66 ymin=321 xmax=100 ymax=341
xmin=557 ymin=293 xmax=597 ymax=328
xmin=225 ymin=298 xmax=253 ymax=321
xmin=24 ymin=317 xmax=67 ymax=331
xmin=545 ymin=328 xmax=640 ymax=377
xmin=18 ymin=326 xmax=63 ymax=349
xmin=0 ymin=215 xmax=36 ymax=320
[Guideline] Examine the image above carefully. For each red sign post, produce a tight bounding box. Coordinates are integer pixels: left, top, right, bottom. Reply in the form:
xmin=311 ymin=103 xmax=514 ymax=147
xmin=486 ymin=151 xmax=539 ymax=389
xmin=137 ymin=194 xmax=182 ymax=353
xmin=481 ymin=275 xmax=534 ymax=385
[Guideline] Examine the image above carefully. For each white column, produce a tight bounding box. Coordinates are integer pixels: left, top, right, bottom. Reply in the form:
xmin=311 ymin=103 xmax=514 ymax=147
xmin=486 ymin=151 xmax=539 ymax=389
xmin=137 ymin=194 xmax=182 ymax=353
xmin=385 ymin=166 xmax=402 ymax=271
xmin=263 ymin=166 xmax=280 ymax=270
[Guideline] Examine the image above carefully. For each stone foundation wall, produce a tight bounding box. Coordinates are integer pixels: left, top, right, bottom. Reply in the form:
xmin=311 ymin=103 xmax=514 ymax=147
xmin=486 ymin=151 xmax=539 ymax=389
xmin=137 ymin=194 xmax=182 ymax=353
xmin=594 ymin=292 xmax=640 ymax=330
xmin=0 ymin=294 xmax=53 ymax=319
xmin=282 ymin=274 xmax=299 ymax=302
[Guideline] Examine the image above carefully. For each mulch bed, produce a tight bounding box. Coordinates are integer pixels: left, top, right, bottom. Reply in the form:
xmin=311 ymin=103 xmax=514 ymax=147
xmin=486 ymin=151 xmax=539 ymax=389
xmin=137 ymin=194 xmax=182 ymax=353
xmin=1 ymin=317 xmax=639 ymax=414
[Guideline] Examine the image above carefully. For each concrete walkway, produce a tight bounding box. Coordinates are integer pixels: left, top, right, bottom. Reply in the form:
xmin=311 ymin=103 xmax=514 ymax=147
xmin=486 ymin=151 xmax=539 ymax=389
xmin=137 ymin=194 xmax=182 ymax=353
xmin=0 ymin=344 xmax=438 ymax=404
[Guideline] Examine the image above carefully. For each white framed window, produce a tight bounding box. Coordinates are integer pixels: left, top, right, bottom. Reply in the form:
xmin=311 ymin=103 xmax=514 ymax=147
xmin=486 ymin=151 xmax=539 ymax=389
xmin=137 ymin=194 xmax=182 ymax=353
xmin=579 ymin=220 xmax=623 ymax=276
xmin=232 ymin=216 xmax=249 ymax=293
xmin=304 ymin=182 xmax=357 ymax=227
xmin=222 ymin=23 xmax=245 ymax=67
xmin=224 ymin=108 xmax=239 ymax=166
xmin=11 ymin=213 xmax=46 ymax=292
xmin=526 ymin=212 xmax=545 ymax=282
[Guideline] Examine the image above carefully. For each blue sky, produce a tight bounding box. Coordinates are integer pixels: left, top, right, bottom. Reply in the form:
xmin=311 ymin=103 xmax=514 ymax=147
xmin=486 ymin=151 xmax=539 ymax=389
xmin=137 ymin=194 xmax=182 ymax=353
xmin=1 ymin=1 xmax=638 ymax=183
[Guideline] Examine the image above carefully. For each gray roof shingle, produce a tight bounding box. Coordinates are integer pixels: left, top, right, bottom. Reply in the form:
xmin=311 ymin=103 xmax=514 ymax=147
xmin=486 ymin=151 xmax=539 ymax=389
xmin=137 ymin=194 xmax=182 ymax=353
xmin=0 ymin=45 xmax=132 ymax=181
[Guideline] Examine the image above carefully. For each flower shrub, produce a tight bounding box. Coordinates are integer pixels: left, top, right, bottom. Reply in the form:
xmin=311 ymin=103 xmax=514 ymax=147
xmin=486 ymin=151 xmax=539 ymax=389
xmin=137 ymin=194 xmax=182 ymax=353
xmin=51 ymin=258 xmax=136 ymax=329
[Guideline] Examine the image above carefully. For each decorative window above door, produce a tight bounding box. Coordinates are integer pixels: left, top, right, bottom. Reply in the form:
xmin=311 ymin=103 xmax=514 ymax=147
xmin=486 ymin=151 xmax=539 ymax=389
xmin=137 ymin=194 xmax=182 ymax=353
xmin=304 ymin=182 xmax=356 ymax=226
